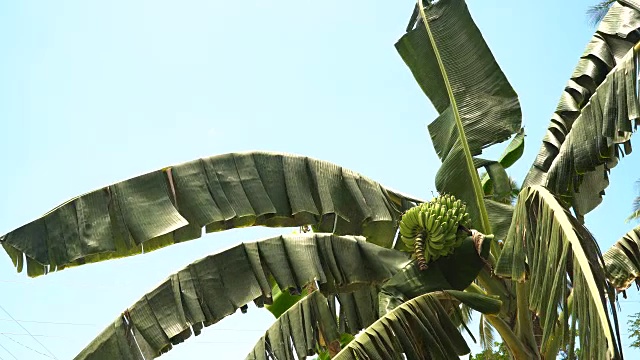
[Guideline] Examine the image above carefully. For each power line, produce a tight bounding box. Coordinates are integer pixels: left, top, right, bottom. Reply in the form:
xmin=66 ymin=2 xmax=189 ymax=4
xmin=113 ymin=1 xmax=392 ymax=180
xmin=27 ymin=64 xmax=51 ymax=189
xmin=0 ymin=315 xmax=266 ymax=330
xmin=0 ymin=339 xmax=16 ymax=360
xmin=0 ymin=318 xmax=96 ymax=327
xmin=2 ymin=334 xmax=54 ymax=359
xmin=0 ymin=328 xmax=264 ymax=338
xmin=202 ymin=328 xmax=263 ymax=332
xmin=0 ymin=333 xmax=71 ymax=339
xmin=0 ymin=303 xmax=58 ymax=360
xmin=193 ymin=341 xmax=259 ymax=344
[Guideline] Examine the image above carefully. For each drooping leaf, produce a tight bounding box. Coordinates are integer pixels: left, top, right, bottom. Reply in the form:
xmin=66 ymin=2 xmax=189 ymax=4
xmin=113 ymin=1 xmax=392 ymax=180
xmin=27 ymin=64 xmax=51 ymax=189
xmin=496 ymin=128 xmax=526 ymax=170
xmin=524 ymin=2 xmax=640 ymax=216
xmin=335 ymin=287 xmax=381 ymax=335
xmin=481 ymin=129 xmax=525 ymax=199
xmin=495 ymin=186 xmax=621 ymax=359
xmin=484 ymin=162 xmax=511 ymax=200
xmin=246 ymin=289 xmax=378 ymax=360
xmin=603 ymin=225 xmax=640 ymax=291
xmin=0 ymin=152 xmax=420 ymax=277
xmin=396 ymin=0 xmax=521 ymax=232
xmin=485 ymin=200 xmax=514 ymax=241
xmin=332 ymin=290 xmax=501 ymax=359
xmin=74 ymin=234 xmax=410 ymax=359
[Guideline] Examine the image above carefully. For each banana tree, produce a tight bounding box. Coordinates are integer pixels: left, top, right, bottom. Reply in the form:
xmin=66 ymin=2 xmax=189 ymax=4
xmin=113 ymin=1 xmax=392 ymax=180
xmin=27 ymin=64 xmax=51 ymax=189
xmin=3 ymin=0 xmax=640 ymax=359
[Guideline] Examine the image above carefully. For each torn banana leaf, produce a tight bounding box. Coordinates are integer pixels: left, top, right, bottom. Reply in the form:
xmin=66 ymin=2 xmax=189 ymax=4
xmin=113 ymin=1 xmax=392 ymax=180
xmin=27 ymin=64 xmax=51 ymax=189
xmin=603 ymin=225 xmax=640 ymax=291
xmin=495 ymin=186 xmax=621 ymax=359
xmin=396 ymin=0 xmax=521 ymax=231
xmin=74 ymin=234 xmax=410 ymax=359
xmin=246 ymin=289 xmax=379 ymax=360
xmin=0 ymin=152 xmax=420 ymax=277
xmin=524 ymin=2 xmax=640 ymax=216
xmin=332 ymin=290 xmax=501 ymax=359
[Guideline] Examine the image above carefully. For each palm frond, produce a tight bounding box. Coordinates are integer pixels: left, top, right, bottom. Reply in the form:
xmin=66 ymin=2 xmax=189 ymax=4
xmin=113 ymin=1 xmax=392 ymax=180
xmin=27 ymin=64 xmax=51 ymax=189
xmin=587 ymin=0 xmax=617 ymax=26
xmin=479 ymin=314 xmax=496 ymax=351
xmin=628 ymin=179 xmax=640 ymax=222
xmin=450 ymin=302 xmax=473 ymax=331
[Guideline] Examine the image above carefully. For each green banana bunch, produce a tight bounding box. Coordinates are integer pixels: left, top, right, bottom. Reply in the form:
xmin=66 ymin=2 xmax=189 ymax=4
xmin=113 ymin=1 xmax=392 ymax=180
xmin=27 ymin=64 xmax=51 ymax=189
xmin=399 ymin=194 xmax=471 ymax=270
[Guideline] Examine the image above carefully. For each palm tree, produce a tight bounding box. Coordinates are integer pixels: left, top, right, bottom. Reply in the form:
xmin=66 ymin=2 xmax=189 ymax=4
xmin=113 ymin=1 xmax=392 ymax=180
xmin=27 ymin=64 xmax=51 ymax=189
xmin=3 ymin=0 xmax=640 ymax=359
xmin=628 ymin=180 xmax=640 ymax=222
xmin=587 ymin=0 xmax=616 ymax=25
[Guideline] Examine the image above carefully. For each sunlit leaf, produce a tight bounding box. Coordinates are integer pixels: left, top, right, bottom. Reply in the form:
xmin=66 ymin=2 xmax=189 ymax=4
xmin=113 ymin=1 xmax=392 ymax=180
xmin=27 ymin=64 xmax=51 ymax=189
xmin=74 ymin=234 xmax=410 ymax=359
xmin=496 ymin=186 xmax=621 ymax=359
xmin=0 ymin=152 xmax=419 ymax=277
xmin=524 ymin=3 xmax=640 ymax=216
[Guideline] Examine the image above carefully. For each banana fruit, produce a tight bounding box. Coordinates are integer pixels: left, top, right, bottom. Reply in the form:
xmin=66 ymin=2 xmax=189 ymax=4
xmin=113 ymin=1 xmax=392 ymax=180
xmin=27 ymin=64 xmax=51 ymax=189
xmin=398 ymin=194 xmax=471 ymax=270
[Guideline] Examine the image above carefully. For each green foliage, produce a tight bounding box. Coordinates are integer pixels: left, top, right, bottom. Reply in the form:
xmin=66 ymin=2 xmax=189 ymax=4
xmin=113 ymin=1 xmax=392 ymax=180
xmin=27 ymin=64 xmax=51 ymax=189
xmin=627 ymin=312 xmax=640 ymax=348
xmin=628 ymin=180 xmax=640 ymax=222
xmin=469 ymin=341 xmax=510 ymax=360
xmin=470 ymin=341 xmax=583 ymax=359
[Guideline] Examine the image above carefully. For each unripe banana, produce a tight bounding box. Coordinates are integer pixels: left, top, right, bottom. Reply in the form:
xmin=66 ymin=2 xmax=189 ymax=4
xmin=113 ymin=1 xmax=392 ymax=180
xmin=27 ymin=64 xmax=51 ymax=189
xmin=430 ymin=232 xmax=445 ymax=244
xmin=431 ymin=217 xmax=441 ymax=234
xmin=432 ymin=203 xmax=441 ymax=217
xmin=401 ymin=235 xmax=415 ymax=246
xmin=445 ymin=232 xmax=457 ymax=246
xmin=398 ymin=194 xmax=471 ymax=271
xmin=426 ymin=212 xmax=435 ymax=231
xmin=443 ymin=218 xmax=456 ymax=235
xmin=431 ymin=232 xmax=445 ymax=244
xmin=417 ymin=209 xmax=426 ymax=229
xmin=399 ymin=221 xmax=415 ymax=238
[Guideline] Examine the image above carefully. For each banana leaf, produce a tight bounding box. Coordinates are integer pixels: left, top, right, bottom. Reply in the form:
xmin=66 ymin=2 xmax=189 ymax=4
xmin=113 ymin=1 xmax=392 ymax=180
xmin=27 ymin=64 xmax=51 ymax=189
xmin=74 ymin=234 xmax=410 ymax=359
xmin=603 ymin=225 xmax=640 ymax=291
xmin=481 ymin=128 xmax=525 ymax=201
xmin=0 ymin=152 xmax=420 ymax=277
xmin=246 ymin=289 xmax=379 ymax=360
xmin=495 ymin=186 xmax=621 ymax=359
xmin=381 ymin=233 xmax=492 ymax=314
xmin=332 ymin=290 xmax=501 ymax=359
xmin=396 ymin=0 xmax=521 ymax=232
xmin=246 ymin=289 xmax=500 ymax=360
xmin=524 ymin=2 xmax=640 ymax=216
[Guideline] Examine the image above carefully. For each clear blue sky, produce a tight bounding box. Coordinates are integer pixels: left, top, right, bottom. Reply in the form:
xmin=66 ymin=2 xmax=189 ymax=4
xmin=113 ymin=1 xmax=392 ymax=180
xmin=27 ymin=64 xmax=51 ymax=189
xmin=1 ymin=0 xmax=639 ymax=359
